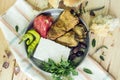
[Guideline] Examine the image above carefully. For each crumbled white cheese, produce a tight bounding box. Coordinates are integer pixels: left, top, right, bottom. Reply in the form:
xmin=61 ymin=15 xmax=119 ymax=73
xmin=90 ymin=15 xmax=120 ymax=37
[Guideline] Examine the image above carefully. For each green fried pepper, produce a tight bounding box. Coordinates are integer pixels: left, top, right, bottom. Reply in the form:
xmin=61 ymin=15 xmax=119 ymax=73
xmin=19 ymin=29 xmax=40 ymax=58
xmin=19 ymin=33 xmax=34 ymax=45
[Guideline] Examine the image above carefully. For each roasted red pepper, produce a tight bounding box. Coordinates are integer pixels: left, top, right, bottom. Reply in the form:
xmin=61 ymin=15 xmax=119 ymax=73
xmin=34 ymin=15 xmax=53 ymax=38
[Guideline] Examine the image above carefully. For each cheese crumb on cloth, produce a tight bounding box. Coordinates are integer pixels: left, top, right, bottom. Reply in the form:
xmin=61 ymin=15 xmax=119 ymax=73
xmin=90 ymin=15 xmax=120 ymax=37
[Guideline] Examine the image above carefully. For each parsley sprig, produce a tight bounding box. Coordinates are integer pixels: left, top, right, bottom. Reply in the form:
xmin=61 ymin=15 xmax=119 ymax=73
xmin=42 ymin=58 xmax=78 ymax=80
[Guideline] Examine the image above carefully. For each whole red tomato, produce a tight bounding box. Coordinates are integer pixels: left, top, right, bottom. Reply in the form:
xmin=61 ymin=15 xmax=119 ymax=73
xmin=34 ymin=15 xmax=53 ymax=38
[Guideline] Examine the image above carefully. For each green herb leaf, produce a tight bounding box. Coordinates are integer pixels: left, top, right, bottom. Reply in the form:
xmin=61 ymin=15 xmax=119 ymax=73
xmin=71 ymin=69 xmax=78 ymax=75
xmin=48 ymin=58 xmax=56 ymax=66
xmin=92 ymin=39 xmax=96 ymax=47
xmin=42 ymin=58 xmax=78 ymax=80
xmin=90 ymin=6 xmax=105 ymax=11
xmin=15 ymin=25 xmax=19 ymax=32
xmin=95 ymin=45 xmax=108 ymax=52
xmin=83 ymin=68 xmax=93 ymax=74
xmin=52 ymin=74 xmax=61 ymax=80
xmin=85 ymin=1 xmax=88 ymax=6
xmin=100 ymin=55 xmax=104 ymax=61
xmin=60 ymin=59 xmax=70 ymax=67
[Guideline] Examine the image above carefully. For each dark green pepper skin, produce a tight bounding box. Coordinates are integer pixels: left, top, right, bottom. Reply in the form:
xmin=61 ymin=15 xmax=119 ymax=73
xmin=19 ymin=29 xmax=40 ymax=58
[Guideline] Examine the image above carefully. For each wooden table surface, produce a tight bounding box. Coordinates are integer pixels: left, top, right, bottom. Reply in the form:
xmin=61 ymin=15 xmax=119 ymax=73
xmin=0 ymin=0 xmax=120 ymax=80
xmin=0 ymin=29 xmax=32 ymax=80
xmin=0 ymin=0 xmax=16 ymax=15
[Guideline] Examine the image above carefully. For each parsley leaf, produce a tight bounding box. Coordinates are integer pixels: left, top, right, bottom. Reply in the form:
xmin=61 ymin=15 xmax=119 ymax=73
xmin=83 ymin=68 xmax=93 ymax=74
xmin=15 ymin=25 xmax=19 ymax=32
xmin=92 ymin=39 xmax=96 ymax=47
xmin=100 ymin=55 xmax=104 ymax=61
xmin=71 ymin=69 xmax=78 ymax=75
